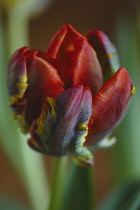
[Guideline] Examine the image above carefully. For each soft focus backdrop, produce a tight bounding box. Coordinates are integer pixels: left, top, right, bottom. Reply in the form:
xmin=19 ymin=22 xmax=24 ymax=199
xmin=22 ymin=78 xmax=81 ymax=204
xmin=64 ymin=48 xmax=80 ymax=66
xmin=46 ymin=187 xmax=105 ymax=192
xmin=0 ymin=0 xmax=140 ymax=209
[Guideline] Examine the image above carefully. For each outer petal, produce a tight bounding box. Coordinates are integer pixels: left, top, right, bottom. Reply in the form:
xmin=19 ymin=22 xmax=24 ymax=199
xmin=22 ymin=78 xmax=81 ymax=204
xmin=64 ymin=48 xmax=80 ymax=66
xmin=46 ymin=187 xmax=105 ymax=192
xmin=7 ymin=47 xmax=63 ymax=131
xmin=28 ymin=86 xmax=93 ymax=166
xmin=85 ymin=67 xmax=134 ymax=146
xmin=46 ymin=24 xmax=103 ymax=95
xmin=86 ymin=30 xmax=120 ymax=82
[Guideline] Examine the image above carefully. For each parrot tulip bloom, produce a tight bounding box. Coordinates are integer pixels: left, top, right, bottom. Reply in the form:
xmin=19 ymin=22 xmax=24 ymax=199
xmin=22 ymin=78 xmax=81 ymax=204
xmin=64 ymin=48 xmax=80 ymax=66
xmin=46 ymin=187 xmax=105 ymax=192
xmin=7 ymin=24 xmax=135 ymax=166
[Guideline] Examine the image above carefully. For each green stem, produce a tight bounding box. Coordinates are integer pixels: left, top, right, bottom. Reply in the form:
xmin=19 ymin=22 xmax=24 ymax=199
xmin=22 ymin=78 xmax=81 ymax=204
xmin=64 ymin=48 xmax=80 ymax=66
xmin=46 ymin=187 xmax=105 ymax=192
xmin=62 ymin=163 xmax=95 ymax=210
xmin=48 ymin=157 xmax=68 ymax=210
xmin=0 ymin=6 xmax=50 ymax=210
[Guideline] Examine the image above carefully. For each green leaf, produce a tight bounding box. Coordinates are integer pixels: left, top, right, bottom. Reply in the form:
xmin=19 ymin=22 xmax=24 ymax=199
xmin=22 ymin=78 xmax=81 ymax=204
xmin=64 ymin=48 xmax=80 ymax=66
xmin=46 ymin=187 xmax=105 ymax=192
xmin=98 ymin=181 xmax=140 ymax=210
xmin=113 ymin=15 xmax=140 ymax=181
xmin=61 ymin=163 xmax=94 ymax=210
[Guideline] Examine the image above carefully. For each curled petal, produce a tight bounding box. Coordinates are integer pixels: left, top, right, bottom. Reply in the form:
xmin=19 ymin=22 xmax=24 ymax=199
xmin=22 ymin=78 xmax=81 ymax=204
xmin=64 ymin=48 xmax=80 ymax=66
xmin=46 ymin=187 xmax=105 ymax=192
xmin=86 ymin=67 xmax=134 ymax=146
xmin=29 ymin=86 xmax=93 ymax=166
xmin=46 ymin=24 xmax=103 ymax=95
xmin=7 ymin=47 xmax=63 ymax=131
xmin=86 ymin=30 xmax=120 ymax=82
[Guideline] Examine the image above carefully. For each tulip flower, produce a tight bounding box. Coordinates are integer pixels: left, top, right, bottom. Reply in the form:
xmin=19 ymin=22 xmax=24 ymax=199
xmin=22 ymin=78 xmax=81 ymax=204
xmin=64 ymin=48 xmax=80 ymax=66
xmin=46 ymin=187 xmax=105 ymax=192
xmin=7 ymin=24 xmax=135 ymax=166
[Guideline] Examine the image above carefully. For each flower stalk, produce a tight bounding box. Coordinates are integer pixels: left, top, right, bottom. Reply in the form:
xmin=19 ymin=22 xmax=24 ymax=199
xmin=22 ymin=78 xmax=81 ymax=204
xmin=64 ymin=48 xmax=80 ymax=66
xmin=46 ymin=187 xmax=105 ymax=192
xmin=49 ymin=157 xmax=68 ymax=210
xmin=62 ymin=163 xmax=95 ymax=210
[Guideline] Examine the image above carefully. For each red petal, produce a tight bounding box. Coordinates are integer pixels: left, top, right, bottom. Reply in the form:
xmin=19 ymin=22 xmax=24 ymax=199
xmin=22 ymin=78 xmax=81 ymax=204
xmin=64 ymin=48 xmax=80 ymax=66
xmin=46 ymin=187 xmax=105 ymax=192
xmin=8 ymin=46 xmax=28 ymax=67
xmin=72 ymin=38 xmax=103 ymax=95
xmin=46 ymin=24 xmax=103 ymax=95
xmin=86 ymin=67 xmax=133 ymax=145
xmin=24 ymin=50 xmax=64 ymax=124
xmin=46 ymin=24 xmax=85 ymax=58
xmin=86 ymin=30 xmax=120 ymax=82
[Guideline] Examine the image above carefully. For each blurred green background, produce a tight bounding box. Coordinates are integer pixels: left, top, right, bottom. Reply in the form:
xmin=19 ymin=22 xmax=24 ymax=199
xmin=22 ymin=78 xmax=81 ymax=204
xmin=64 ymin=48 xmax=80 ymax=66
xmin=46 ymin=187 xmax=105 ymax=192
xmin=0 ymin=0 xmax=140 ymax=209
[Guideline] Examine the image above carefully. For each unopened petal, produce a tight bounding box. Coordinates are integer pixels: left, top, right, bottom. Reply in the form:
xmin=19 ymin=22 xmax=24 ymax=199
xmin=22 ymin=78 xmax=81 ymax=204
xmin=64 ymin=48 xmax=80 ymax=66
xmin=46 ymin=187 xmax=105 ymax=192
xmin=46 ymin=24 xmax=85 ymax=58
xmin=46 ymin=24 xmax=103 ymax=94
xmin=72 ymin=38 xmax=103 ymax=95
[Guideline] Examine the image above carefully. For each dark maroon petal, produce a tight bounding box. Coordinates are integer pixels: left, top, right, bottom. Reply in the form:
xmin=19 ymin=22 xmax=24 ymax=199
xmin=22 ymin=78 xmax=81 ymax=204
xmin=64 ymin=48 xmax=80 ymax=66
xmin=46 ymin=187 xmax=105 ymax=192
xmin=24 ymin=50 xmax=63 ymax=124
xmin=46 ymin=24 xmax=103 ymax=95
xmin=86 ymin=30 xmax=120 ymax=82
xmin=85 ymin=67 xmax=134 ymax=146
